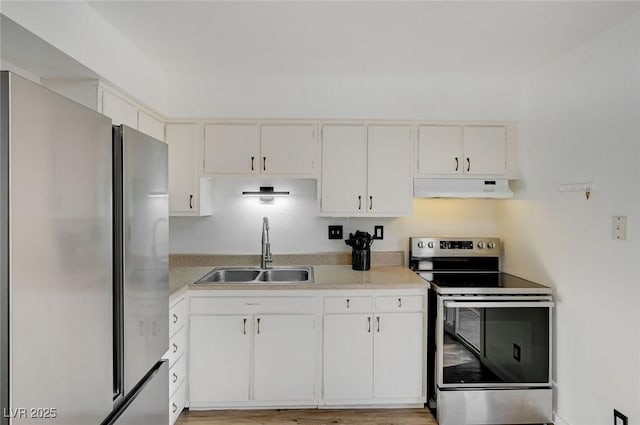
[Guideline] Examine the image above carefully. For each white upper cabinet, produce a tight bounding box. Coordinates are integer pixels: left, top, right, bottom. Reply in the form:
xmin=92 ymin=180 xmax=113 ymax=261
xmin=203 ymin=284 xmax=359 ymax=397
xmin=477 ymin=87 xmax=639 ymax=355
xmin=260 ymin=124 xmax=316 ymax=175
xmin=320 ymin=124 xmax=412 ymax=217
xmin=417 ymin=124 xmax=508 ymax=177
xmin=166 ymin=123 xmax=213 ymax=217
xmin=204 ymin=123 xmax=259 ymax=174
xmin=203 ymin=123 xmax=316 ymax=176
xmin=138 ymin=110 xmax=165 ymax=142
xmin=320 ymin=125 xmax=367 ymax=215
xmin=367 ymin=125 xmax=413 ymax=215
xmin=102 ymin=89 xmax=138 ymax=129
xmin=43 ymin=79 xmax=166 ymax=141
xmin=462 ymin=126 xmax=507 ymax=175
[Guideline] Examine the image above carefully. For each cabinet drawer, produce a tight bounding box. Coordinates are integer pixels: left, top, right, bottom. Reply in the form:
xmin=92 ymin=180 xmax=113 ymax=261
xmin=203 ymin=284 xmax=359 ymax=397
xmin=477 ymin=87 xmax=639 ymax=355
xmin=168 ymin=326 xmax=187 ymax=367
xmin=169 ymin=380 xmax=186 ymax=425
xmin=375 ymin=295 xmax=423 ymax=312
xmin=169 ymin=354 xmax=187 ymax=399
xmin=324 ymin=296 xmax=372 ymax=313
xmin=170 ymin=297 xmax=188 ymax=338
xmin=190 ymin=296 xmax=315 ymax=314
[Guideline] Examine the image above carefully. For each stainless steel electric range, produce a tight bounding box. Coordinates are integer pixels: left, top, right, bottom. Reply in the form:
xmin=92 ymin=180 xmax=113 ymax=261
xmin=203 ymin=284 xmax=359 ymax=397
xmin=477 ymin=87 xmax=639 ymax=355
xmin=410 ymin=237 xmax=554 ymax=425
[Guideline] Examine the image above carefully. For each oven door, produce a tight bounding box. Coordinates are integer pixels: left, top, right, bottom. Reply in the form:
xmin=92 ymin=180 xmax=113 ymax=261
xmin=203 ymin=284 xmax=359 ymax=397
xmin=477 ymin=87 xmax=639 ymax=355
xmin=437 ymin=296 xmax=553 ymax=389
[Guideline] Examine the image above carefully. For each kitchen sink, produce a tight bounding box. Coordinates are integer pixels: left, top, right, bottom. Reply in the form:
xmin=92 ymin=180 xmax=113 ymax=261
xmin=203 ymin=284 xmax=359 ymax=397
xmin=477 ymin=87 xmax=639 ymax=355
xmin=195 ymin=266 xmax=314 ymax=284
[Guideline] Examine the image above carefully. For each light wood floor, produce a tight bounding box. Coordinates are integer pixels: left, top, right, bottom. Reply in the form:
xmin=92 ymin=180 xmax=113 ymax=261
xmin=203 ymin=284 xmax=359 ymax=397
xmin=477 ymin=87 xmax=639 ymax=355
xmin=175 ymin=408 xmax=437 ymax=425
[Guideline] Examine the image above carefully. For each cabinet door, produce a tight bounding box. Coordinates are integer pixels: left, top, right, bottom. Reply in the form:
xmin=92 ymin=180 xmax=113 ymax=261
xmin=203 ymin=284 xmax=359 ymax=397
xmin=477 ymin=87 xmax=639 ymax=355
xmin=138 ymin=110 xmax=165 ymax=142
xmin=320 ymin=125 xmax=367 ymax=214
xmin=204 ymin=123 xmax=258 ymax=174
xmin=167 ymin=124 xmax=197 ymax=214
xmin=417 ymin=125 xmax=462 ymax=175
xmin=463 ymin=126 xmax=507 ymax=176
xmin=102 ymin=90 xmax=138 ymax=128
xmin=260 ymin=124 xmax=316 ymax=175
xmin=323 ymin=314 xmax=373 ymax=401
xmin=373 ymin=313 xmax=424 ymax=399
xmin=254 ymin=314 xmax=316 ymax=402
xmin=367 ymin=125 xmax=413 ymax=215
xmin=189 ymin=315 xmax=251 ymax=404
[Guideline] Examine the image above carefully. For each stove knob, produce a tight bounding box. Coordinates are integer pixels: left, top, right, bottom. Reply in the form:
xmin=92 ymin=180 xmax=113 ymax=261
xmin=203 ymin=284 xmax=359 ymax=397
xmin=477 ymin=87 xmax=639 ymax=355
xmin=477 ymin=242 xmax=486 ymax=249
xmin=427 ymin=241 xmax=434 ymax=249
xmin=487 ymin=241 xmax=496 ymax=249
xmin=417 ymin=241 xmax=425 ymax=249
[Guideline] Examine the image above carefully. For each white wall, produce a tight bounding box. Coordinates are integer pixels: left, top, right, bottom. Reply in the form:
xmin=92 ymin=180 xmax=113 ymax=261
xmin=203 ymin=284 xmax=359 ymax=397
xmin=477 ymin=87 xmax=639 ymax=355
xmin=169 ymin=177 xmax=499 ymax=258
xmin=0 ymin=1 xmax=169 ymax=115
xmin=497 ymin=12 xmax=640 ymax=425
xmin=168 ymin=74 xmax=522 ymax=120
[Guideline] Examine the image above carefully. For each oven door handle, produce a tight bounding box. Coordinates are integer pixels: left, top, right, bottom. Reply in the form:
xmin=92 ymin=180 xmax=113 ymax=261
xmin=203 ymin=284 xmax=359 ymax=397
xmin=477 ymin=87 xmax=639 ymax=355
xmin=443 ymin=301 xmax=554 ymax=308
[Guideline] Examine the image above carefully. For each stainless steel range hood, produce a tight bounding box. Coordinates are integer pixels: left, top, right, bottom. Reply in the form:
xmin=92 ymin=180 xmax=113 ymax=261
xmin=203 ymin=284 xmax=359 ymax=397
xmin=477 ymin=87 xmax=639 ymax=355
xmin=414 ymin=178 xmax=514 ymax=199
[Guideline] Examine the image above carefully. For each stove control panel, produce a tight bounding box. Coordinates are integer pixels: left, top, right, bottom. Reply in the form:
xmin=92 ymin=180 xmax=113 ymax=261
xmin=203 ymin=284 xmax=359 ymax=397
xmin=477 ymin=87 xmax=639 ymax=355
xmin=410 ymin=237 xmax=501 ymax=257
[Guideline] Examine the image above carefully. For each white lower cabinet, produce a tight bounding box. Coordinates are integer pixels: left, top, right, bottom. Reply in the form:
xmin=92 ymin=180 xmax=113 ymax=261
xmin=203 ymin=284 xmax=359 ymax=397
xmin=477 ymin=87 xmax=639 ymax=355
xmin=188 ymin=295 xmax=318 ymax=408
xmin=321 ymin=293 xmax=425 ymax=406
xmin=187 ymin=290 xmax=425 ymax=410
xmin=168 ymin=294 xmax=188 ymax=425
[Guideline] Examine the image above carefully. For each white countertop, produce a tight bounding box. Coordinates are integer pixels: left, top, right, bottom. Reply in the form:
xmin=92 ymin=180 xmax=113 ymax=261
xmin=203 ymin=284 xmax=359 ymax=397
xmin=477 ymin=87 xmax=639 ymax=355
xmin=170 ymin=265 xmax=427 ymax=296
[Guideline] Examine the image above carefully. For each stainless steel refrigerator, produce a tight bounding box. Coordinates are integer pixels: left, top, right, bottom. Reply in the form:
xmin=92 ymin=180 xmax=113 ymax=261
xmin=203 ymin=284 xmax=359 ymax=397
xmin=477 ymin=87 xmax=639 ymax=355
xmin=0 ymin=71 xmax=169 ymax=425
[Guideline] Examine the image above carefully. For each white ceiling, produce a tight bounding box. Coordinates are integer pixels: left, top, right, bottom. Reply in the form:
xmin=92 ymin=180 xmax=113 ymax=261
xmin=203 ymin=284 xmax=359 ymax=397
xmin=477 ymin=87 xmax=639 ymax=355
xmin=87 ymin=1 xmax=640 ymax=80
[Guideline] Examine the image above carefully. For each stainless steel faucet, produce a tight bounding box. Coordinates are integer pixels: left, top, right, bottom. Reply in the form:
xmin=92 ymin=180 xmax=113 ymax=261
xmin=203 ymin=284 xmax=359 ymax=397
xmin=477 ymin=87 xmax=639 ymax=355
xmin=261 ymin=216 xmax=273 ymax=268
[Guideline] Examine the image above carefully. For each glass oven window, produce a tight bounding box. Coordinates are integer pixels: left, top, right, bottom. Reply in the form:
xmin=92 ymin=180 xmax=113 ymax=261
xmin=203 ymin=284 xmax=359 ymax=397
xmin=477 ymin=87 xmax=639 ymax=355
xmin=443 ymin=305 xmax=550 ymax=385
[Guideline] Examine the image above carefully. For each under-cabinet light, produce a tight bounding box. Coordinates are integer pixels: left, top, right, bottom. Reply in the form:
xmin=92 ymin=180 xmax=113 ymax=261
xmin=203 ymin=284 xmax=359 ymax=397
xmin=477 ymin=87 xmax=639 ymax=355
xmin=242 ymin=186 xmax=290 ymax=202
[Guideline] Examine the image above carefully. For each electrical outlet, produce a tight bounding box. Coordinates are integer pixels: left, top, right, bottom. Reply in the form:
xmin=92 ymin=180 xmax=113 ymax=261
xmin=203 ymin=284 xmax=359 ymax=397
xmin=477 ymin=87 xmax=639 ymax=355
xmin=612 ymin=216 xmax=627 ymax=240
xmin=614 ymin=409 xmax=628 ymax=425
xmin=328 ymin=225 xmax=343 ymax=240
xmin=374 ymin=225 xmax=384 ymax=240
xmin=513 ymin=343 xmax=521 ymax=362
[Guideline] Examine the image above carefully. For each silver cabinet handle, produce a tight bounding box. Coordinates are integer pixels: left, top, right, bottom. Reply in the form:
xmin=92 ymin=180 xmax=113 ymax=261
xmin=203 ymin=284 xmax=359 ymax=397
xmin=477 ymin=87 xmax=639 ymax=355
xmin=369 ymin=196 xmax=373 ymax=210
xmin=357 ymin=195 xmax=362 ymax=210
xmin=454 ymin=157 xmax=459 ymax=171
xmin=376 ymin=316 xmax=381 ymax=332
xmin=242 ymin=318 xmax=247 ymax=335
xmin=172 ymin=372 xmax=178 ymax=383
xmin=466 ymin=157 xmax=471 ymax=172
xmin=172 ymin=313 xmax=178 ymax=324
xmin=172 ymin=402 xmax=177 ymax=413
xmin=346 ymin=298 xmax=350 ymax=309
xmin=398 ymin=298 xmax=402 ymax=308
xmin=172 ymin=343 xmax=178 ymax=353
xmin=256 ymin=317 xmax=261 ymax=334
xmin=367 ymin=317 xmax=371 ymax=333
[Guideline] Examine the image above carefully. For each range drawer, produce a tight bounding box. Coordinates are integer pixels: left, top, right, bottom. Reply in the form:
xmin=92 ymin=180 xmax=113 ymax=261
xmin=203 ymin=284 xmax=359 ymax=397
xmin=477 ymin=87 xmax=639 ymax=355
xmin=375 ymin=295 xmax=423 ymax=312
xmin=169 ymin=354 xmax=186 ymax=399
xmin=167 ymin=325 xmax=187 ymax=367
xmin=170 ymin=297 xmax=188 ymax=338
xmin=324 ymin=296 xmax=372 ymax=313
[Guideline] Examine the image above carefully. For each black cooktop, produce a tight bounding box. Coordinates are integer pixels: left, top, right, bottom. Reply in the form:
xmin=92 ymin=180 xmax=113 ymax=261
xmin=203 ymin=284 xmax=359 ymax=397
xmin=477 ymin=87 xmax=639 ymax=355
xmin=424 ymin=272 xmax=552 ymax=295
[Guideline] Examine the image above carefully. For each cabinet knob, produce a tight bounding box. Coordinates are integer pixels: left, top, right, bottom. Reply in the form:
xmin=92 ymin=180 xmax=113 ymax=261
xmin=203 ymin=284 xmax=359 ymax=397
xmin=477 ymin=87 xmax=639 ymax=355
xmin=172 ymin=403 xmax=177 ymax=413
xmin=369 ymin=196 xmax=373 ymax=210
xmin=398 ymin=298 xmax=402 ymax=308
xmin=367 ymin=317 xmax=371 ymax=333
xmin=376 ymin=316 xmax=381 ymax=332
xmin=256 ymin=317 xmax=261 ymax=334
xmin=455 ymin=157 xmax=459 ymax=171
xmin=466 ymin=157 xmax=471 ymax=172
xmin=251 ymin=156 xmax=255 ymax=171
xmin=173 ymin=313 xmax=178 ymax=324
xmin=357 ymin=196 xmax=362 ymax=210
xmin=346 ymin=299 xmax=350 ymax=309
xmin=172 ymin=372 xmax=178 ymax=383
xmin=172 ymin=343 xmax=178 ymax=353
xmin=242 ymin=318 xmax=247 ymax=335
xmin=189 ymin=194 xmax=193 ymax=209
xmin=263 ymin=156 xmax=267 ymax=171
